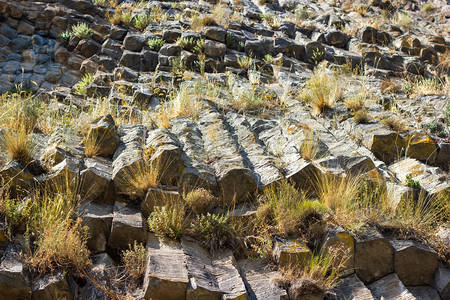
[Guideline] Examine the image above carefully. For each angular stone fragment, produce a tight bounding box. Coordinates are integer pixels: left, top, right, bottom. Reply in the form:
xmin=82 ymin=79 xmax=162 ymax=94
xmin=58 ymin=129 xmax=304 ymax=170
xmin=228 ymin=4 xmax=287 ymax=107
xmin=79 ymin=202 xmax=113 ymax=254
xmin=32 ymin=271 xmax=75 ymax=300
xmin=354 ymin=228 xmax=394 ymax=284
xmin=405 ymin=131 xmax=437 ymax=163
xmin=391 ymin=240 xmax=438 ymax=286
xmin=238 ymin=259 xmax=288 ymax=300
xmin=321 ymin=226 xmax=355 ymax=276
xmin=0 ymin=246 xmax=31 ymax=299
xmin=330 ymin=274 xmax=375 ymax=300
xmin=0 ymin=161 xmax=35 ymax=197
xmin=388 ymin=158 xmax=449 ymax=196
xmin=141 ymin=186 xmax=181 ymax=218
xmin=80 ymin=157 xmax=114 ymax=203
xmin=108 ymin=202 xmax=146 ymax=250
xmin=43 ymin=156 xmax=82 ymax=186
xmin=273 ymin=238 xmax=312 ymax=269
xmin=368 ymin=273 xmax=416 ymax=300
xmin=144 ymin=234 xmax=189 ymax=300
xmin=182 ymin=240 xmax=248 ymax=300
xmin=86 ymin=114 xmax=120 ymax=158
xmin=433 ymin=267 xmax=450 ymax=300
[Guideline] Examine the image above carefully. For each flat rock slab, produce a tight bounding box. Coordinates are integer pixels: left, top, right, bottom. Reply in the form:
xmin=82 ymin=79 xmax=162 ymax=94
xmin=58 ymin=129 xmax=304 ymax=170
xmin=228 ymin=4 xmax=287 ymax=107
xmin=391 ymin=240 xmax=438 ymax=286
xmin=433 ymin=267 xmax=450 ymax=300
xmin=32 ymin=271 xmax=75 ymax=300
xmin=273 ymin=238 xmax=312 ymax=269
xmin=354 ymin=228 xmax=394 ymax=284
xmin=238 ymin=259 xmax=288 ymax=300
xmin=80 ymin=156 xmax=113 ymax=203
xmin=144 ymin=234 xmax=189 ymax=300
xmin=330 ymin=274 xmax=374 ymax=300
xmin=368 ymin=273 xmax=416 ymax=300
xmin=182 ymin=239 xmax=248 ymax=300
xmin=407 ymin=286 xmax=441 ymax=300
xmin=79 ymin=202 xmax=113 ymax=254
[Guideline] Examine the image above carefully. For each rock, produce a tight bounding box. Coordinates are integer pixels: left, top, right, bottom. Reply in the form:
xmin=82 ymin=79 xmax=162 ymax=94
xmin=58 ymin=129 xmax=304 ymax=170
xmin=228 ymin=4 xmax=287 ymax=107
xmin=102 ymin=38 xmax=124 ymax=60
xmin=80 ymin=157 xmax=114 ymax=203
xmin=119 ymin=50 xmax=142 ymax=71
xmin=17 ymin=21 xmax=34 ymax=35
xmin=79 ymin=202 xmax=113 ymax=254
xmin=324 ymin=30 xmax=350 ymax=48
xmin=0 ymin=247 xmax=31 ymax=299
xmin=159 ymin=44 xmax=182 ymax=56
xmin=238 ymin=259 xmax=288 ymax=300
xmin=245 ymin=39 xmax=273 ymax=59
xmin=144 ymin=233 xmax=189 ymax=300
xmin=124 ymin=34 xmax=145 ymax=52
xmin=31 ymin=271 xmax=75 ymax=300
xmin=407 ymin=286 xmax=441 ymax=300
xmin=79 ymin=253 xmax=117 ymax=300
xmin=0 ymin=161 xmax=35 ymax=197
xmin=146 ymin=129 xmax=183 ymax=185
xmin=376 ymin=31 xmax=392 ymax=45
xmin=182 ymin=239 xmax=248 ymax=300
xmin=354 ymin=228 xmax=394 ymax=284
xmin=80 ymin=39 xmax=102 ymax=58
xmin=405 ymin=131 xmax=437 ymax=163
xmin=142 ymin=186 xmax=181 ymax=218
xmin=388 ymin=158 xmax=449 ymax=196
xmin=358 ymin=26 xmax=377 ymax=44
xmin=273 ymin=238 xmax=312 ymax=268
xmin=108 ymin=202 xmax=146 ymax=250
xmin=321 ymin=226 xmax=355 ymax=277
xmin=368 ymin=273 xmax=416 ymax=300
xmin=86 ymin=114 xmax=120 ymax=158
xmin=391 ymin=240 xmax=438 ymax=286
xmin=433 ymin=267 xmax=450 ymax=300
xmin=110 ymin=26 xmax=127 ymax=41
xmin=204 ymin=40 xmax=227 ymax=58
xmin=142 ymin=50 xmax=159 ymax=72
xmin=163 ymin=29 xmax=182 ymax=43
xmin=204 ymin=26 xmax=227 ymax=42
xmin=330 ymin=274 xmax=375 ymax=300
xmin=436 ymin=142 xmax=450 ymax=170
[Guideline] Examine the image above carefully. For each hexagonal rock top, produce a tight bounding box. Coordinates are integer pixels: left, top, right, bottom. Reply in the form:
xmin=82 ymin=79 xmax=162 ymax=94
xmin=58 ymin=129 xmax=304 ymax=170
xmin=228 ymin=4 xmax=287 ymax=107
xmin=273 ymin=238 xmax=312 ymax=269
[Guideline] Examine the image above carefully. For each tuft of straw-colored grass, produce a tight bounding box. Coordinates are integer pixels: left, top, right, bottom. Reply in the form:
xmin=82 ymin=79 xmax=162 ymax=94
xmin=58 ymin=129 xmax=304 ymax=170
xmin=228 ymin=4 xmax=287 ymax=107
xmin=381 ymin=116 xmax=409 ymax=132
xmin=345 ymin=95 xmax=365 ymax=112
xmin=1 ymin=126 xmax=34 ymax=167
xmin=184 ymin=188 xmax=217 ymax=215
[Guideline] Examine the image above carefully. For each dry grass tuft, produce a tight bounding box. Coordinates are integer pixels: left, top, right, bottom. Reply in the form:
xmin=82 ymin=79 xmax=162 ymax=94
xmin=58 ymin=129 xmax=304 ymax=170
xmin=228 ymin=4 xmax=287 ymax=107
xmin=381 ymin=116 xmax=409 ymax=132
xmin=380 ymin=78 xmax=402 ymax=94
xmin=119 ymin=162 xmax=160 ymax=200
xmin=300 ymin=65 xmax=343 ymax=115
xmin=438 ymin=50 xmax=450 ymax=73
xmin=148 ymin=203 xmax=185 ymax=239
xmin=1 ymin=126 xmax=34 ymax=167
xmin=353 ymin=109 xmax=371 ymax=124
xmin=345 ymin=95 xmax=365 ymax=112
xmin=184 ymin=188 xmax=217 ymax=214
xmin=299 ymin=130 xmax=320 ymax=161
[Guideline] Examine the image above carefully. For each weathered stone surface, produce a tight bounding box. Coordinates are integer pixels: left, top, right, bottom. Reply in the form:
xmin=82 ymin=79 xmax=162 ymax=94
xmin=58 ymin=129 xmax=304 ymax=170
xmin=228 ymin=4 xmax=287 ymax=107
xmin=433 ymin=267 xmax=450 ymax=300
xmin=204 ymin=40 xmax=227 ymax=58
xmin=273 ymin=238 xmax=312 ymax=269
xmin=182 ymin=239 xmax=248 ymax=300
xmin=204 ymin=26 xmax=227 ymax=42
xmin=0 ymin=161 xmax=35 ymax=197
xmin=238 ymin=259 xmax=288 ymax=300
xmin=405 ymin=131 xmax=437 ymax=163
xmin=325 ymin=30 xmax=350 ymax=48
xmin=0 ymin=246 xmax=31 ymax=299
xmin=80 ymin=157 xmax=114 ymax=203
xmin=79 ymin=202 xmax=113 ymax=254
xmin=354 ymin=228 xmax=394 ymax=284
xmin=79 ymin=253 xmax=117 ymax=300
xmin=391 ymin=240 xmax=438 ymax=286
xmin=108 ymin=202 xmax=146 ymax=250
xmin=142 ymin=186 xmax=181 ymax=218
xmin=388 ymin=158 xmax=449 ymax=195
xmin=436 ymin=142 xmax=450 ymax=170
xmin=119 ymin=50 xmax=142 ymax=71
xmin=368 ymin=273 xmax=416 ymax=300
xmin=322 ymin=226 xmax=355 ymax=277
xmin=31 ymin=271 xmax=75 ymax=300
xmin=144 ymin=233 xmax=189 ymax=300
xmin=124 ymin=34 xmax=145 ymax=52
xmin=330 ymin=274 xmax=375 ymax=300
xmin=86 ymin=114 xmax=120 ymax=158
xmin=407 ymin=286 xmax=441 ymax=300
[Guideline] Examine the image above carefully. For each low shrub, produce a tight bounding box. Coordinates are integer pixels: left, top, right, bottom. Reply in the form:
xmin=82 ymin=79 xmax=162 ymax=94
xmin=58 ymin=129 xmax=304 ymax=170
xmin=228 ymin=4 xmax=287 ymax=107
xmin=188 ymin=213 xmax=233 ymax=251
xmin=148 ymin=205 xmax=185 ymax=239
xmin=72 ymin=22 xmax=93 ymax=39
xmin=122 ymin=241 xmax=147 ymax=282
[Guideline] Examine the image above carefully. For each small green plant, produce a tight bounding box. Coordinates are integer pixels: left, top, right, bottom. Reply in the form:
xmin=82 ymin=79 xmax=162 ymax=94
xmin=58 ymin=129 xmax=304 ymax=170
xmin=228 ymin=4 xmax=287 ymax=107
xmin=295 ymin=6 xmax=309 ymax=20
xmin=177 ymin=37 xmax=196 ymax=51
xmin=192 ymin=39 xmax=204 ymax=54
xmin=405 ymin=175 xmax=421 ymax=189
xmin=74 ymin=73 xmax=94 ymax=96
xmin=445 ymin=105 xmax=450 ymax=125
xmin=237 ymin=56 xmax=253 ymax=70
xmin=93 ymin=0 xmax=107 ymax=7
xmin=184 ymin=188 xmax=217 ymax=214
xmin=72 ymin=22 xmax=93 ymax=39
xmin=147 ymin=38 xmax=165 ymax=51
xmin=189 ymin=213 xmax=233 ymax=251
xmin=226 ymin=33 xmax=237 ymax=49
xmin=122 ymin=241 xmax=147 ymax=282
xmin=133 ymin=13 xmax=150 ymax=31
xmin=60 ymin=31 xmax=72 ymax=41
xmin=148 ymin=205 xmax=185 ymax=239
xmin=312 ymin=48 xmax=325 ymax=64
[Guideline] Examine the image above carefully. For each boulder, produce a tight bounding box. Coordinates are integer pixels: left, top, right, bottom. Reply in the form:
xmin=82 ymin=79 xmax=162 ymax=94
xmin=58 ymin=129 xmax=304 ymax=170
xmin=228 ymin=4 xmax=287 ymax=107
xmin=204 ymin=26 xmax=227 ymax=43
xmin=0 ymin=246 xmax=31 ymax=299
xmin=391 ymin=240 xmax=438 ymax=286
xmin=273 ymin=238 xmax=312 ymax=269
xmin=0 ymin=161 xmax=35 ymax=197
xmin=330 ymin=274 xmax=375 ymax=300
xmin=119 ymin=50 xmax=142 ymax=71
xmin=324 ymin=30 xmax=350 ymax=48
xmin=31 ymin=271 xmax=75 ymax=300
xmin=433 ymin=267 xmax=450 ymax=300
xmin=163 ymin=29 xmax=182 ymax=43
xmin=204 ymin=40 xmax=227 ymax=58
xmin=86 ymin=114 xmax=120 ymax=158
xmin=80 ymin=157 xmax=114 ymax=203
xmin=108 ymin=202 xmax=146 ymax=251
xmin=321 ymin=227 xmax=355 ymax=277
xmin=79 ymin=39 xmax=102 ymax=58
xmin=144 ymin=234 xmax=189 ymax=300
xmin=123 ymin=34 xmax=145 ymax=52
xmin=354 ymin=228 xmax=394 ymax=284
xmin=79 ymin=202 xmax=113 ymax=254
xmin=407 ymin=286 xmax=441 ymax=300
xmin=159 ymin=44 xmax=181 ymax=57
xmin=357 ymin=26 xmax=377 ymax=44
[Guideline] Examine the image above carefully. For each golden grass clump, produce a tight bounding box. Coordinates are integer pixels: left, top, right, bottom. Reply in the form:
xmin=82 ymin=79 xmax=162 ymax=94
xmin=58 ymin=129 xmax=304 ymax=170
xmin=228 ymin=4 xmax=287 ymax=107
xmin=381 ymin=116 xmax=409 ymax=132
xmin=118 ymin=162 xmax=160 ymax=200
xmin=1 ymin=126 xmax=34 ymax=167
xmin=353 ymin=109 xmax=371 ymax=124
xmin=184 ymin=188 xmax=217 ymax=214
xmin=380 ymin=78 xmax=402 ymax=94
xmin=344 ymin=95 xmax=365 ymax=112
xmin=438 ymin=50 xmax=450 ymax=73
xmin=299 ymin=130 xmax=320 ymax=161
xmin=300 ymin=65 xmax=343 ymax=115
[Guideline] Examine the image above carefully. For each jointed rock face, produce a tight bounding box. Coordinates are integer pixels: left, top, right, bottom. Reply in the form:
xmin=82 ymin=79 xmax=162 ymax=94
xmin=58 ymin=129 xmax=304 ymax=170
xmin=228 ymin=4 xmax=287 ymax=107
xmin=0 ymin=0 xmax=449 ymax=299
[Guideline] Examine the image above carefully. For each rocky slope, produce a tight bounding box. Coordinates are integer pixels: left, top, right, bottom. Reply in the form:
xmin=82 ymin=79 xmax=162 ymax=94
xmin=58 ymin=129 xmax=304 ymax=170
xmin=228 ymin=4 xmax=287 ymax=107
xmin=0 ymin=0 xmax=449 ymax=299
